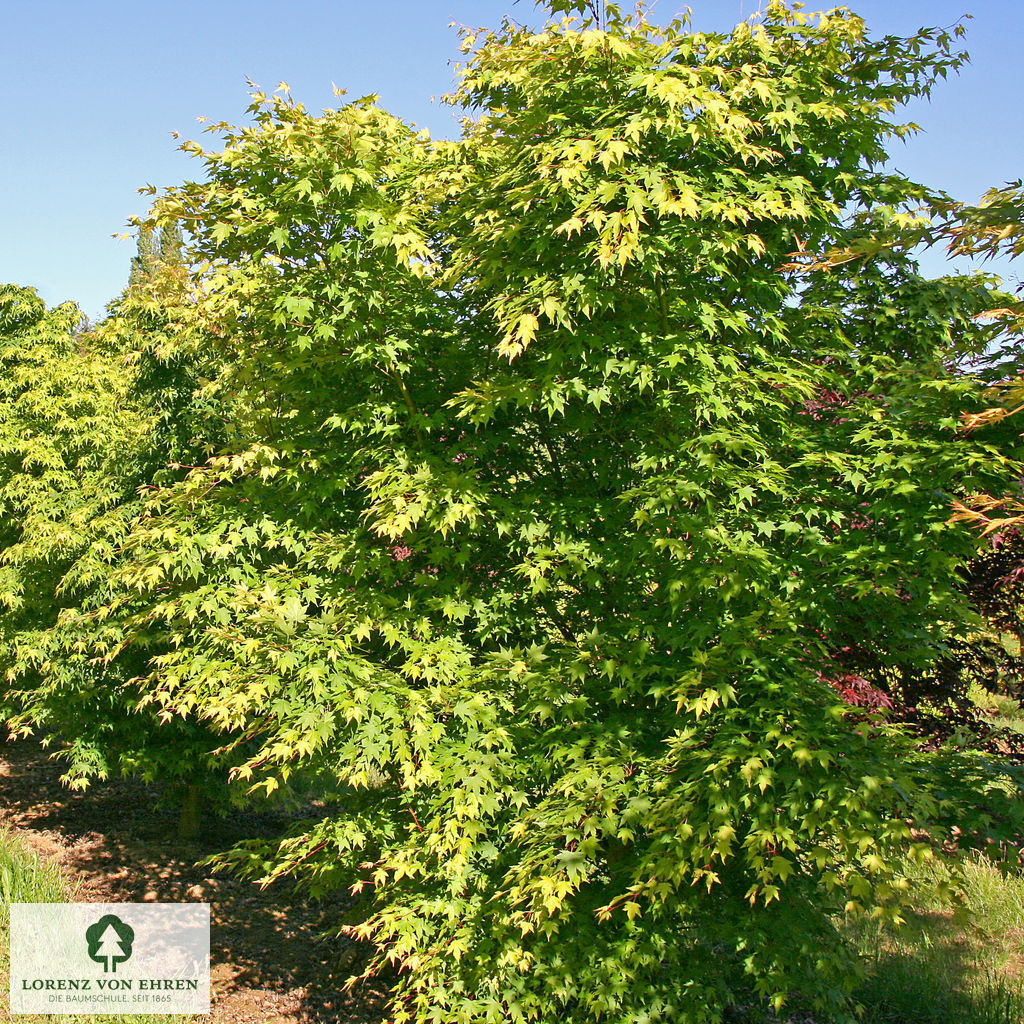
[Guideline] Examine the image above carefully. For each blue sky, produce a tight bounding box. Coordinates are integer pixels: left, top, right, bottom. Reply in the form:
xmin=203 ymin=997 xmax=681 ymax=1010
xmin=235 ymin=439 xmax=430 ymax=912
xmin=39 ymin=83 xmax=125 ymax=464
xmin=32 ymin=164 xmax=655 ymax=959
xmin=1 ymin=0 xmax=1021 ymax=320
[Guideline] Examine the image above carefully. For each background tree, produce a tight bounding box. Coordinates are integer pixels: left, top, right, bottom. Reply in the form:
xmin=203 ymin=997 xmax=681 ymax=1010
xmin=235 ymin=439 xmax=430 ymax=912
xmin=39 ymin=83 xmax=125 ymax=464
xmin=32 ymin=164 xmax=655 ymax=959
xmin=127 ymin=220 xmax=185 ymax=287
xmin=943 ymin=182 xmax=1024 ymax=529
xmin=128 ymin=225 xmax=159 ymax=288
xmin=0 ymin=273 xmax=239 ymax=837
xmin=931 ymin=183 xmax=1024 ymax=729
xmin=158 ymin=219 xmax=184 ymax=267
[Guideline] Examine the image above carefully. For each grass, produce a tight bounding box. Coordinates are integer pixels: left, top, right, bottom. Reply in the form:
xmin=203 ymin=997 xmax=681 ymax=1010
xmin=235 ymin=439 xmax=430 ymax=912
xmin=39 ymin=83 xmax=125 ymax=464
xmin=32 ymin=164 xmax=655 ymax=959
xmin=836 ymin=680 xmax=1024 ymax=1022
xmin=0 ymin=828 xmax=192 ymax=1024
xmin=846 ymin=852 xmax=1024 ymax=1024
xmin=0 ymin=831 xmax=65 ymax=928
xmin=970 ymin=683 xmax=1024 ymax=738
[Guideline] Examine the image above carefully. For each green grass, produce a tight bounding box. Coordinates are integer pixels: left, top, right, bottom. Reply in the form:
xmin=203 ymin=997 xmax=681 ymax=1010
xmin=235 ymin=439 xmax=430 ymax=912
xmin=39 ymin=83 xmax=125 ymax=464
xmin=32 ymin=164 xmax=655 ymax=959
xmin=0 ymin=831 xmax=65 ymax=928
xmin=846 ymin=852 xmax=1024 ymax=1024
xmin=843 ymin=679 xmax=1024 ymax=1023
xmin=969 ymin=681 xmax=1024 ymax=737
xmin=0 ymin=828 xmax=192 ymax=1024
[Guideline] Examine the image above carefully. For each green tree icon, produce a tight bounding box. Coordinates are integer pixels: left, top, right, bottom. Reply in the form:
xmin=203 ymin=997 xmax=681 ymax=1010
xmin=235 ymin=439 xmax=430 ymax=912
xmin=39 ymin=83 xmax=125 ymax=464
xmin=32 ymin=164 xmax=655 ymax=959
xmin=86 ymin=915 xmax=134 ymax=973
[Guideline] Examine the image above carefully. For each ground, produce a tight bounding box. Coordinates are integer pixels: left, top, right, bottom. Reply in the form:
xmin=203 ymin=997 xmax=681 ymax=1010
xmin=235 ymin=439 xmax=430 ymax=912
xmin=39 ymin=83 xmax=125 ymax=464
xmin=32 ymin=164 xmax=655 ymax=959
xmin=4 ymin=732 xmax=1023 ymax=1024
xmin=0 ymin=737 xmax=390 ymax=1024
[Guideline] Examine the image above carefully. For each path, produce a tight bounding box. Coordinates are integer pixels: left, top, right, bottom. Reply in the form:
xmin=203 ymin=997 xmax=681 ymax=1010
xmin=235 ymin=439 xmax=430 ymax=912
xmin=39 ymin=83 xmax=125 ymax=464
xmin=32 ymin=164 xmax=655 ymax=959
xmin=0 ymin=737 xmax=390 ymax=1023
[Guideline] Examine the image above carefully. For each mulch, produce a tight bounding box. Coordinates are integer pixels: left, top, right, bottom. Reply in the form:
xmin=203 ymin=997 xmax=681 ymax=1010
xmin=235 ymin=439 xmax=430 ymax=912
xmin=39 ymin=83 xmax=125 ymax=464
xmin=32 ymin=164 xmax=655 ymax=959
xmin=0 ymin=736 xmax=391 ymax=1023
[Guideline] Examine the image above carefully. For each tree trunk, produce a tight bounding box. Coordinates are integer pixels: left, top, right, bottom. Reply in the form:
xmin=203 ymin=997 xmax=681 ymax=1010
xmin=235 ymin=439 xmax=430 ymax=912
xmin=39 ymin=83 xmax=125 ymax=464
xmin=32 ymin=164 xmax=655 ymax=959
xmin=177 ymin=782 xmax=203 ymax=840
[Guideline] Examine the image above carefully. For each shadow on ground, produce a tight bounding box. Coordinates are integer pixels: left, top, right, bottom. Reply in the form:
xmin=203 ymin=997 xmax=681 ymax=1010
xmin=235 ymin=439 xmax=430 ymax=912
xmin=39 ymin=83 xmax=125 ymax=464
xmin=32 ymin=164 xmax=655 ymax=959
xmin=0 ymin=736 xmax=391 ymax=1024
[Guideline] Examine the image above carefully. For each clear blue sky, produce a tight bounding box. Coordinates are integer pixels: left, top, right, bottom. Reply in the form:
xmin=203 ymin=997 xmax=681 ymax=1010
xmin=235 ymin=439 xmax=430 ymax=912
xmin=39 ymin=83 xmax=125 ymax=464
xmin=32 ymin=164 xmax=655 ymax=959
xmin=1 ymin=0 xmax=1021 ymax=320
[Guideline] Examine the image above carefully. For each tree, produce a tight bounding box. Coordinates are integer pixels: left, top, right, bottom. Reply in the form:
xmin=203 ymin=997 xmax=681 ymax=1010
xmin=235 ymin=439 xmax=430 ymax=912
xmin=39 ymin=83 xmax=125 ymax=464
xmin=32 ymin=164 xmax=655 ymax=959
xmin=938 ymin=182 xmax=1024 ymax=533
xmin=158 ymin=220 xmax=184 ymax=267
xmin=0 ymin=284 xmax=141 ymax=734
xmin=128 ymin=220 xmax=185 ymax=287
xmin=128 ymin=226 xmax=159 ymax=288
xmin=94 ymin=926 xmax=126 ymax=972
xmin=0 ymin=280 xmax=237 ymax=837
xmin=8 ymin=3 xmax=1024 ymax=1022
xmin=925 ymin=185 xmax=1024 ymax=709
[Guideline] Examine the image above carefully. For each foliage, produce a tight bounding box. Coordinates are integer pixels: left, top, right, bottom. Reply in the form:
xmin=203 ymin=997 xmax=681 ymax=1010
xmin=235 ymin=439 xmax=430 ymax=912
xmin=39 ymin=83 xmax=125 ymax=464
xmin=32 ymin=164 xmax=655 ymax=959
xmin=0 ymin=282 xmax=234 ymax=830
xmin=956 ymin=531 xmax=1024 ymax=697
xmin=936 ymin=185 xmax=1024 ymax=708
xmin=948 ymin=181 xmax=1024 ymax=265
xmin=128 ymin=226 xmax=159 ymax=288
xmin=942 ymin=181 xmax=1024 ymax=531
xmin=0 ymin=283 xmax=139 ymax=707
xmin=128 ymin=221 xmax=186 ymax=287
xmin=5 ymin=3 xmax=1024 ymax=1022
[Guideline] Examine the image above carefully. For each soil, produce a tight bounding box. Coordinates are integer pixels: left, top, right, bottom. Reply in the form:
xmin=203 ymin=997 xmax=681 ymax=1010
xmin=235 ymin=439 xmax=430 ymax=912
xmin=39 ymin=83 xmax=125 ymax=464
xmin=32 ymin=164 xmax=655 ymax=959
xmin=0 ymin=737 xmax=391 ymax=1023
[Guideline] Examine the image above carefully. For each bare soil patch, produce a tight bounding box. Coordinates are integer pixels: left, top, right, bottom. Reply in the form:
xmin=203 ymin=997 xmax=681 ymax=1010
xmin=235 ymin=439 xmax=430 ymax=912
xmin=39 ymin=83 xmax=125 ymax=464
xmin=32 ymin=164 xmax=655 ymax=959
xmin=0 ymin=736 xmax=390 ymax=1023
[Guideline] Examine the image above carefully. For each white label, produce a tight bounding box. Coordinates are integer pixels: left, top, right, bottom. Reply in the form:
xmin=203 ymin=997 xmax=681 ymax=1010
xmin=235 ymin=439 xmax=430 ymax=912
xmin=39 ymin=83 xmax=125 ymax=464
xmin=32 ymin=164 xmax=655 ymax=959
xmin=10 ymin=903 xmax=210 ymax=1015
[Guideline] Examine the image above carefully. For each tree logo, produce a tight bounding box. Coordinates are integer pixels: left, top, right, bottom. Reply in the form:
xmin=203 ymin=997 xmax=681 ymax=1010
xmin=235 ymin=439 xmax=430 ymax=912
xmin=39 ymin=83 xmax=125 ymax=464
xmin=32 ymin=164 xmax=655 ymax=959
xmin=85 ymin=915 xmax=135 ymax=973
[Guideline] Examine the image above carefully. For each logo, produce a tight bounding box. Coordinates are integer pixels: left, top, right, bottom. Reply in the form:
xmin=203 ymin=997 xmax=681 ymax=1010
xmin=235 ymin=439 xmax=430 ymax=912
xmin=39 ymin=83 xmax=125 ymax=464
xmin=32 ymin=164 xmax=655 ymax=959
xmin=85 ymin=914 xmax=135 ymax=973
xmin=11 ymin=903 xmax=210 ymax=1014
